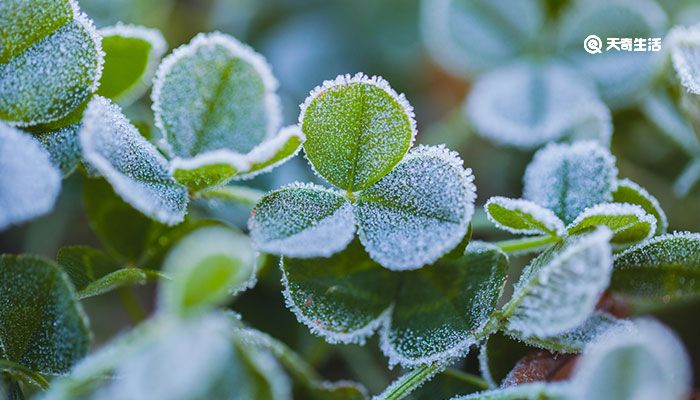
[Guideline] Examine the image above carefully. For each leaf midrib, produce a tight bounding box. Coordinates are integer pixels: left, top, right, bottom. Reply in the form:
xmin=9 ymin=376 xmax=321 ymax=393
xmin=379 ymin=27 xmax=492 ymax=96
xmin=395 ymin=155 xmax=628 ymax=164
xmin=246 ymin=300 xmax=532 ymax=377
xmin=191 ymin=58 xmax=236 ymax=156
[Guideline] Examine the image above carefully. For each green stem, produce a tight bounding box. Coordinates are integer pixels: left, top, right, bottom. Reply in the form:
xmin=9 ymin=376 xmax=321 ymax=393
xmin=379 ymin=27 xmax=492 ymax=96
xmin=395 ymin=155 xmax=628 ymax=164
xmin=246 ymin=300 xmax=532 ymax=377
xmin=195 ymin=185 xmax=265 ymax=207
xmin=117 ymin=286 xmax=146 ymax=324
xmin=0 ymin=359 xmax=49 ymax=390
xmin=374 ymin=363 xmax=445 ymax=400
xmin=443 ymin=368 xmax=490 ymax=391
xmin=495 ymin=235 xmax=559 ymax=254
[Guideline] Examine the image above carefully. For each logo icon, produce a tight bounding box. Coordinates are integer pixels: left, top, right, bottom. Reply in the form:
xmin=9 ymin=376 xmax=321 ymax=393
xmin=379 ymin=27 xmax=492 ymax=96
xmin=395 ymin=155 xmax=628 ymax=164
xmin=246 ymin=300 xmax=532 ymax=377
xmin=584 ymin=34 xmax=603 ymax=54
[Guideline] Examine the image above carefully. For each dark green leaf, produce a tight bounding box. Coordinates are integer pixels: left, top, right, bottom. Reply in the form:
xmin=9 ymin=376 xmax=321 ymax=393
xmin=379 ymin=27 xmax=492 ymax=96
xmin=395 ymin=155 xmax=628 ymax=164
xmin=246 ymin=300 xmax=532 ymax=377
xmin=612 ymin=179 xmax=668 ymax=235
xmin=478 ymin=332 xmax=533 ymax=388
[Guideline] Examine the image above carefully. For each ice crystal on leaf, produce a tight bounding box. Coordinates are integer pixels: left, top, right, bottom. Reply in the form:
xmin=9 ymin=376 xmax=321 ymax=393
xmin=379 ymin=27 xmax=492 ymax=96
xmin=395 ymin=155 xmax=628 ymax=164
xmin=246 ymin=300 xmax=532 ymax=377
xmin=38 ymin=123 xmax=81 ymax=176
xmin=80 ymin=96 xmax=188 ymax=225
xmin=667 ymin=23 xmax=700 ymax=95
xmin=566 ymin=203 xmax=656 ymax=247
xmin=612 ymin=178 xmax=668 ymax=235
xmin=0 ymin=123 xmax=61 ymax=231
xmin=484 ymin=197 xmax=566 ymax=237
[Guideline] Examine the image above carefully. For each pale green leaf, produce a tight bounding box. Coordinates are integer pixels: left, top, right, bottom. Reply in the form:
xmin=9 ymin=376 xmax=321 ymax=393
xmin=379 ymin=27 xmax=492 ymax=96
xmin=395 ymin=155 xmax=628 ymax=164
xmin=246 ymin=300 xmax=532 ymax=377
xmin=78 ymin=268 xmax=163 ymax=299
xmin=38 ymin=123 xmax=82 ymax=176
xmin=484 ymin=196 xmax=565 ymax=237
xmin=641 ymin=89 xmax=700 ymax=157
xmin=667 ymin=23 xmax=700 ymax=95
xmin=566 ymin=203 xmax=656 ymax=246
xmin=196 ymin=185 xmax=264 ymax=208
xmin=612 ymin=178 xmax=668 ymax=234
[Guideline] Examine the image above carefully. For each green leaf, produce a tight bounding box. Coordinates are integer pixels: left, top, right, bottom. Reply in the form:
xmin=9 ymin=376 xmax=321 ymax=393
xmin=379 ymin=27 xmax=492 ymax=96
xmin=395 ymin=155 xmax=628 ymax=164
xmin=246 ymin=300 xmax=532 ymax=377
xmin=38 ymin=123 xmax=82 ymax=176
xmin=452 ymin=382 xmax=568 ymax=400
xmin=355 ymin=145 xmax=476 ymax=270
xmin=158 ymin=226 xmax=257 ymax=316
xmin=484 ymin=196 xmax=565 ymax=237
xmin=78 ymin=268 xmax=162 ymax=299
xmin=300 ymin=73 xmax=416 ymax=191
xmin=249 ymin=183 xmax=355 ymax=258
xmin=612 ymin=179 xmax=668 ymax=235
xmin=237 ymin=125 xmax=305 ymax=179
xmin=503 ymin=228 xmax=613 ymax=337
xmin=0 ymin=254 xmax=90 ymax=375
xmin=0 ymin=1 xmax=103 ymax=126
xmin=641 ymin=89 xmax=700 ymax=157
xmin=611 ymin=232 xmax=700 ymax=310
xmin=407 ymin=369 xmax=486 ymax=400
xmin=478 ymin=332 xmax=533 ymax=388
xmin=196 ymin=185 xmax=264 ymax=208
xmin=281 ymin=241 xmax=508 ymax=366
xmin=667 ymin=23 xmax=700 ymax=95
xmin=80 ymin=96 xmax=188 ymax=225
xmin=523 ymin=141 xmax=618 ymax=224
xmin=97 ymin=23 xmax=166 ymax=106
xmin=566 ymin=203 xmax=656 ymax=246
xmin=674 ymin=158 xmax=700 ymax=197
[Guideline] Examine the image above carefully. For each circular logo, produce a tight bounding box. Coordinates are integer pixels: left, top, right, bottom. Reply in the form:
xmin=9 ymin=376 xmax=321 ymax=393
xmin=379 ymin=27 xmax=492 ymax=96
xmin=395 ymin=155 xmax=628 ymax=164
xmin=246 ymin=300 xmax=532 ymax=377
xmin=584 ymin=34 xmax=603 ymax=54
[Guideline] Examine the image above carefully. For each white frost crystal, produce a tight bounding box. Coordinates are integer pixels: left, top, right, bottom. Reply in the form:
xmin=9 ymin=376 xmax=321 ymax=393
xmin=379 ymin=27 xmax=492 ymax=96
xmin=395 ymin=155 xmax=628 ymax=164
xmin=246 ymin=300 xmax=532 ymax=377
xmin=667 ymin=23 xmax=700 ymax=95
xmin=484 ymin=196 xmax=566 ymax=237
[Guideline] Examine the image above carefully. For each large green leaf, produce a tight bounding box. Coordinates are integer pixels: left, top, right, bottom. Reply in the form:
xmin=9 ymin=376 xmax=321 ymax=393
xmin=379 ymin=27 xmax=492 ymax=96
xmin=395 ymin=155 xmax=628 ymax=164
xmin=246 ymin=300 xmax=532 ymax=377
xmin=484 ymin=196 xmax=565 ymax=237
xmin=566 ymin=203 xmax=656 ymax=246
xmin=0 ymin=0 xmax=103 ymax=126
xmin=0 ymin=255 xmax=90 ymax=375
xmin=38 ymin=123 xmax=82 ymax=176
xmin=300 ymin=73 xmax=416 ymax=191
xmin=612 ymin=179 xmax=668 ymax=235
xmin=355 ymin=145 xmax=476 ymax=271
xmin=281 ymin=241 xmax=507 ymax=366
xmin=667 ymin=23 xmax=700 ymax=95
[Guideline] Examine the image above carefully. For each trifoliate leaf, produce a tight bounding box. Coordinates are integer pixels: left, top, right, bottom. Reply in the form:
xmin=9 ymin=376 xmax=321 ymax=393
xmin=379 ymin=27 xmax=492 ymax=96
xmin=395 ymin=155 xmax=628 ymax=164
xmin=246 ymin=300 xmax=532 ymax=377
xmin=484 ymin=197 xmax=566 ymax=237
xmin=466 ymin=61 xmax=611 ymax=149
xmin=281 ymin=241 xmax=508 ymax=367
xmin=612 ymin=178 xmax=668 ymax=234
xmin=152 ymin=32 xmax=281 ymax=158
xmin=667 ymin=23 xmax=700 ymax=95
xmin=478 ymin=333 xmax=536 ymax=388
xmin=355 ymin=145 xmax=476 ymax=271
xmin=97 ymin=23 xmax=166 ymax=106
xmin=421 ymin=0 xmax=544 ymax=76
xmin=641 ymin=89 xmax=700 ymax=157
xmin=503 ymin=228 xmax=614 ymax=337
xmin=557 ymin=0 xmax=668 ymax=108
xmin=566 ymin=203 xmax=656 ymax=246
xmin=611 ymin=232 xmax=700 ymax=309
xmin=523 ymin=141 xmax=618 ymax=224
xmin=0 ymin=123 xmax=61 ymax=231
xmin=0 ymin=1 xmax=103 ymax=126
xmin=38 ymin=123 xmax=81 ymax=176
xmin=0 ymin=254 xmax=90 ymax=375
xmin=569 ymin=319 xmax=691 ymax=400
xmin=80 ymin=96 xmax=188 ymax=225
xmin=249 ymin=183 xmax=355 ymax=258
xmin=300 ymin=73 xmax=416 ymax=191
xmin=452 ymin=382 xmax=568 ymax=400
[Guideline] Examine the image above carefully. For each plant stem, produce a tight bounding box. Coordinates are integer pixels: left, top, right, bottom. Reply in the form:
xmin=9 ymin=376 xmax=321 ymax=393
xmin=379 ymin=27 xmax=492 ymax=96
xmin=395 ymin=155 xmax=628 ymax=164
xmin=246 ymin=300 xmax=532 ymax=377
xmin=117 ymin=286 xmax=146 ymax=324
xmin=495 ymin=235 xmax=559 ymax=254
xmin=443 ymin=368 xmax=490 ymax=390
xmin=0 ymin=359 xmax=49 ymax=389
xmin=373 ymin=362 xmax=445 ymax=400
xmin=195 ymin=185 xmax=265 ymax=207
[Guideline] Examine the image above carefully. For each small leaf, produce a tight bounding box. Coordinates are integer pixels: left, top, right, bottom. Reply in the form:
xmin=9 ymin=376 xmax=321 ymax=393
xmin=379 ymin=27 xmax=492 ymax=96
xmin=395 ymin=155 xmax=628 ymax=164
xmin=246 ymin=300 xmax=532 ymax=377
xmin=97 ymin=23 xmax=166 ymax=106
xmin=38 ymin=123 xmax=82 ymax=176
xmin=0 ymin=2 xmax=103 ymax=126
xmin=667 ymin=23 xmax=700 ymax=95
xmin=566 ymin=203 xmax=656 ymax=246
xmin=421 ymin=0 xmax=544 ymax=76
xmin=523 ymin=141 xmax=618 ymax=224
xmin=80 ymin=96 xmax=188 ymax=225
xmin=0 ymin=254 xmax=90 ymax=375
xmin=641 ymin=89 xmax=700 ymax=157
xmin=158 ymin=226 xmax=257 ymax=316
xmin=611 ymin=232 xmax=700 ymax=309
xmin=612 ymin=178 xmax=668 ymax=234
xmin=300 ymin=73 xmax=416 ymax=191
xmin=466 ymin=61 xmax=611 ymax=149
xmin=504 ymin=228 xmax=614 ymax=338
xmin=78 ymin=268 xmax=163 ymax=299
xmin=196 ymin=185 xmax=264 ymax=208
xmin=236 ymin=124 xmax=305 ymax=180
xmin=485 ymin=196 xmax=565 ymax=237
xmin=0 ymin=123 xmax=61 ymax=231
xmin=355 ymin=145 xmax=476 ymax=271
xmin=452 ymin=382 xmax=568 ymax=400
xmin=249 ymin=183 xmax=356 ymax=258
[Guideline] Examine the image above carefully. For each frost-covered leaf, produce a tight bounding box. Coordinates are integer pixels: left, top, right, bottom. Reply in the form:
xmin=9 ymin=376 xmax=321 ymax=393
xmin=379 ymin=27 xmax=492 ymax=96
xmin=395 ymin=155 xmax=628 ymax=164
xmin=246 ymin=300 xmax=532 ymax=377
xmin=355 ymin=145 xmax=476 ymax=271
xmin=158 ymin=226 xmax=256 ymax=316
xmin=0 ymin=1 xmax=103 ymax=126
xmin=479 ymin=333 xmax=538 ymax=388
xmin=557 ymin=0 xmax=668 ymax=108
xmin=407 ymin=369 xmax=483 ymax=400
xmin=80 ymin=96 xmax=188 ymax=225
xmin=641 ymin=89 xmax=700 ymax=157
xmin=300 ymin=73 xmax=416 ymax=191
xmin=421 ymin=0 xmax=544 ymax=76
xmin=196 ymin=185 xmax=264 ymax=208
xmin=503 ymin=228 xmax=614 ymax=337
xmin=612 ymin=178 xmax=668 ymax=234
xmin=281 ymin=241 xmax=508 ymax=367
xmin=78 ymin=268 xmax=162 ymax=300
xmin=566 ymin=203 xmax=656 ymax=246
xmin=152 ymin=32 xmax=281 ymax=158
xmin=523 ymin=141 xmax=618 ymax=224
xmin=236 ymin=125 xmax=305 ymax=180
xmin=249 ymin=183 xmax=355 ymax=258
xmin=569 ymin=319 xmax=691 ymax=400
xmin=466 ymin=62 xmax=611 ymax=149
xmin=485 ymin=197 xmax=565 ymax=237
xmin=0 ymin=123 xmax=61 ymax=231
xmin=0 ymin=254 xmax=90 ymax=375
xmin=452 ymin=382 xmax=568 ymax=400
xmin=97 ymin=23 xmax=166 ymax=106
xmin=667 ymin=23 xmax=700 ymax=95
xmin=38 ymin=123 xmax=81 ymax=176
xmin=611 ymin=232 xmax=700 ymax=309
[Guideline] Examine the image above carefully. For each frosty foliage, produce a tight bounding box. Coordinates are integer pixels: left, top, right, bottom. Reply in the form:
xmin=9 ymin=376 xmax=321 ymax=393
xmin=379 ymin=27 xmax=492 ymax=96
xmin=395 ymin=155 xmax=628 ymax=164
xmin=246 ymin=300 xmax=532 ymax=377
xmin=38 ymin=123 xmax=81 ymax=176
xmin=452 ymin=382 xmax=568 ymax=400
xmin=249 ymin=183 xmax=356 ymax=258
xmin=667 ymin=23 xmax=700 ymax=95
xmin=152 ymin=32 xmax=281 ymax=158
xmin=641 ymin=90 xmax=700 ymax=157
xmin=523 ymin=141 xmax=618 ymax=224
xmin=300 ymin=73 xmax=416 ymax=191
xmin=0 ymin=1 xmax=104 ymax=126
xmin=238 ymin=125 xmax=305 ymax=180
xmin=421 ymin=0 xmax=543 ymax=76
xmin=612 ymin=178 xmax=668 ymax=234
xmin=0 ymin=123 xmax=61 ymax=231
xmin=466 ymin=62 xmax=611 ymax=149
xmin=566 ymin=203 xmax=656 ymax=246
xmin=505 ymin=227 xmax=614 ymax=338
xmin=80 ymin=96 xmax=189 ymax=225
xmin=355 ymin=145 xmax=476 ymax=271
xmin=484 ymin=197 xmax=566 ymax=237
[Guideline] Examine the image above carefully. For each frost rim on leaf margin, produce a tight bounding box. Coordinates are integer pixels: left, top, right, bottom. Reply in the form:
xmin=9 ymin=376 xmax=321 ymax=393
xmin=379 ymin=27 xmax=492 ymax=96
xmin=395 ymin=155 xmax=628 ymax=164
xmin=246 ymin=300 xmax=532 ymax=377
xmin=614 ymin=178 xmax=668 ymax=234
xmin=666 ymin=23 xmax=700 ymax=95
xmin=484 ymin=196 xmax=566 ymax=237
xmin=566 ymin=202 xmax=657 ymax=245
